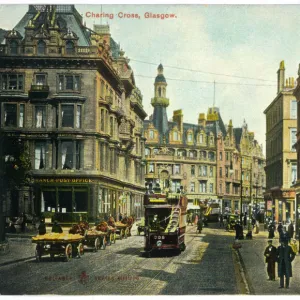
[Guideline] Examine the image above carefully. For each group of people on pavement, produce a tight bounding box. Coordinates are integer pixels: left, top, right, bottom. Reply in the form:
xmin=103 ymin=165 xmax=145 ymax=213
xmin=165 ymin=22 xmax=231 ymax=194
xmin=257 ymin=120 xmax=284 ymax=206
xmin=264 ymin=219 xmax=297 ymax=289
xmin=264 ymin=238 xmax=296 ymax=289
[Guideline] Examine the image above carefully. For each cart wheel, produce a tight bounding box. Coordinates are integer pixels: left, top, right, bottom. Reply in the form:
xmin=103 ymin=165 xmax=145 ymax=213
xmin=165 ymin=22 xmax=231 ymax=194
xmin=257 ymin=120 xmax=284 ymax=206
xmin=35 ymin=246 xmax=41 ymax=262
xmin=77 ymin=243 xmax=84 ymax=257
xmin=101 ymin=236 xmax=106 ymax=250
xmin=109 ymin=233 xmax=113 ymax=245
xmin=125 ymin=228 xmax=129 ymax=238
xmin=180 ymin=243 xmax=186 ymax=252
xmin=94 ymin=237 xmax=100 ymax=251
xmin=65 ymin=244 xmax=72 ymax=262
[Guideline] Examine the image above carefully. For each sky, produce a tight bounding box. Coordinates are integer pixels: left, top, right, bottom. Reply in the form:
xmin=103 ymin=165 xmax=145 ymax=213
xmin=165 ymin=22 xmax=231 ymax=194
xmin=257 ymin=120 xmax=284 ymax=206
xmin=0 ymin=3 xmax=299 ymax=153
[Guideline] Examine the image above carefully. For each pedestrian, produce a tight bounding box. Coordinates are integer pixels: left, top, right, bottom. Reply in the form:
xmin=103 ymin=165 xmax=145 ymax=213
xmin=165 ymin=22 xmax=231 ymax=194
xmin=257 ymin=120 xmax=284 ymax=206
xmin=277 ymin=222 xmax=283 ymax=235
xmin=234 ymin=222 xmax=240 ymax=240
xmin=51 ymin=220 xmax=63 ymax=233
xmin=119 ymin=213 xmax=123 ymax=222
xmin=194 ymin=214 xmax=199 ymax=226
xmin=243 ymin=212 xmax=247 ymax=227
xmin=279 ymin=227 xmax=290 ymax=244
xmin=21 ymin=212 xmax=26 ymax=233
xmin=289 ymin=239 xmax=298 ymax=254
xmin=38 ymin=219 xmax=46 ymax=235
xmin=277 ymin=239 xmax=295 ymax=289
xmin=264 ymin=239 xmax=277 ymax=281
xmin=197 ymin=218 xmax=203 ymax=234
xmin=219 ymin=214 xmax=224 ymax=228
xmin=268 ymin=222 xmax=275 ymax=239
xmin=187 ymin=213 xmax=192 ymax=226
xmin=288 ymin=222 xmax=294 ymax=240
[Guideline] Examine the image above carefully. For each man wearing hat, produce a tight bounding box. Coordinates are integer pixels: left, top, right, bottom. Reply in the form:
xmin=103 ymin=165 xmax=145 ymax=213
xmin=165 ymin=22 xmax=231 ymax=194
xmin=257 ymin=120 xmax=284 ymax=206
xmin=276 ymin=239 xmax=295 ymax=288
xmin=264 ymin=240 xmax=277 ymax=281
xmin=51 ymin=220 xmax=63 ymax=233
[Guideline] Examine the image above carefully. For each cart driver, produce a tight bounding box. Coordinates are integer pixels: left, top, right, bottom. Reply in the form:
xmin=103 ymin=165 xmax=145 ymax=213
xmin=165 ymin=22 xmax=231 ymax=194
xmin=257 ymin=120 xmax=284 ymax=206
xmin=152 ymin=215 xmax=160 ymax=230
xmin=51 ymin=220 xmax=63 ymax=233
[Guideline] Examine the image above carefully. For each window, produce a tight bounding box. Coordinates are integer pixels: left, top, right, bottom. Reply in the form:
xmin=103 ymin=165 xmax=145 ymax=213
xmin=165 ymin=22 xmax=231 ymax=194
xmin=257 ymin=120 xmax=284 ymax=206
xmin=203 ymin=165 xmax=207 ymax=176
xmin=191 ymin=165 xmax=195 ymax=176
xmin=35 ymin=142 xmax=46 ymax=169
xmin=290 ymin=128 xmax=297 ymax=151
xmin=219 ymin=183 xmax=222 ymax=194
xmin=61 ymin=105 xmax=74 ymax=128
xmin=37 ymin=40 xmax=46 ymax=55
xmin=219 ymin=167 xmax=222 ymax=177
xmin=226 ymin=167 xmax=229 ymax=178
xmin=100 ymin=109 xmax=105 ymax=132
xmin=208 ymin=151 xmax=215 ymax=161
xmin=100 ymin=80 xmax=105 ymax=97
xmin=110 ymin=116 xmax=114 ymax=136
xmin=219 ymin=152 xmax=223 ymax=160
xmin=291 ymin=164 xmax=297 ymax=184
xmin=60 ymin=104 xmax=81 ymax=128
xmin=291 ymin=100 xmax=297 ymax=119
xmin=173 ymin=131 xmax=178 ymax=141
xmin=58 ymin=74 xmax=80 ymax=92
xmin=209 ymin=183 xmax=213 ymax=193
xmin=200 ymin=151 xmax=207 ymax=159
xmin=66 ymin=41 xmax=75 ymax=55
xmin=190 ymin=182 xmax=195 ymax=192
xmin=174 ymin=164 xmax=180 ymax=175
xmin=145 ymin=148 xmax=150 ymax=156
xmin=226 ymin=182 xmax=230 ymax=194
xmin=35 ymin=106 xmax=46 ymax=128
xmin=61 ymin=141 xmax=81 ymax=170
xmin=242 ymin=171 xmax=244 ymax=181
xmin=199 ymin=181 xmax=206 ymax=193
xmin=148 ymin=163 xmax=154 ymax=173
xmin=210 ymin=166 xmax=213 ymax=177
xmin=187 ymin=133 xmax=193 ymax=142
xmin=1 ymin=73 xmax=24 ymax=91
xmin=226 ymin=152 xmax=229 ymax=161
xmin=199 ymin=134 xmax=203 ymax=143
xmin=172 ymin=180 xmax=181 ymax=193
xmin=10 ymin=41 xmax=18 ymax=55
xmin=35 ymin=74 xmax=46 ymax=85
xmin=3 ymin=103 xmax=24 ymax=127
xmin=149 ymin=130 xmax=154 ymax=139
xmin=189 ymin=151 xmax=194 ymax=158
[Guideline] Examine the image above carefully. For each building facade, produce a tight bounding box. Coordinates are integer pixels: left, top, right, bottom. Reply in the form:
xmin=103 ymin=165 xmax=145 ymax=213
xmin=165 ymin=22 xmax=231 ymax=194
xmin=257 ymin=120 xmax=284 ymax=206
xmin=264 ymin=61 xmax=297 ymax=222
xmin=144 ymin=65 xmax=266 ymax=215
xmin=0 ymin=5 xmax=147 ymax=223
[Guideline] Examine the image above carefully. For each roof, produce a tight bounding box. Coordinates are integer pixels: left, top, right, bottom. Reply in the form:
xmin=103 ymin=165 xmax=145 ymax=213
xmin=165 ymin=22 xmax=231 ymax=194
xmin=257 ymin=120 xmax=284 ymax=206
xmin=233 ymin=128 xmax=243 ymax=148
xmin=13 ymin=5 xmax=91 ymax=47
xmin=155 ymin=74 xmax=167 ymax=83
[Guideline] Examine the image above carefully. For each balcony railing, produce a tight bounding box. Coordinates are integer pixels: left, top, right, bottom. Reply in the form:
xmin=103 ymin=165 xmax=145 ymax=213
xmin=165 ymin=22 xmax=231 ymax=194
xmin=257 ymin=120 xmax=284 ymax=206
xmin=105 ymin=96 xmax=113 ymax=105
xmin=28 ymin=84 xmax=50 ymax=99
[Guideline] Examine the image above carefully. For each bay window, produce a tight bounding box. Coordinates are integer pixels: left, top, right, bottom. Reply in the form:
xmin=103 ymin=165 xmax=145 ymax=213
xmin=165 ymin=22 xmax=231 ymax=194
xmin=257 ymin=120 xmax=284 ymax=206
xmin=58 ymin=74 xmax=80 ymax=92
xmin=1 ymin=73 xmax=24 ymax=91
xmin=60 ymin=104 xmax=82 ymax=128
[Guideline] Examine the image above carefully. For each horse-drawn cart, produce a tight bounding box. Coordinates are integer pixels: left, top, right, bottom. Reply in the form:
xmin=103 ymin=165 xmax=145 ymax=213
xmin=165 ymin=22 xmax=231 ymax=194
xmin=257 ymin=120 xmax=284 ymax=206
xmin=32 ymin=233 xmax=84 ymax=262
xmin=95 ymin=221 xmax=116 ymax=246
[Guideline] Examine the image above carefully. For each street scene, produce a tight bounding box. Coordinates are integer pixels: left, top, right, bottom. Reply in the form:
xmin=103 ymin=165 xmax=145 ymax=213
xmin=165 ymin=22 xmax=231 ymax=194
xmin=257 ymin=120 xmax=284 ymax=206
xmin=1 ymin=2 xmax=300 ymax=296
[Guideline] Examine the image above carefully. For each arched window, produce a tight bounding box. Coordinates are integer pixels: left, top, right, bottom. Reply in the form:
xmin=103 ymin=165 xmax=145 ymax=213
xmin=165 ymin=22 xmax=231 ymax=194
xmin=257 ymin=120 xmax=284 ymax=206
xmin=66 ymin=41 xmax=75 ymax=55
xmin=37 ymin=40 xmax=46 ymax=55
xmin=158 ymin=87 xmax=161 ymax=97
xmin=10 ymin=41 xmax=18 ymax=55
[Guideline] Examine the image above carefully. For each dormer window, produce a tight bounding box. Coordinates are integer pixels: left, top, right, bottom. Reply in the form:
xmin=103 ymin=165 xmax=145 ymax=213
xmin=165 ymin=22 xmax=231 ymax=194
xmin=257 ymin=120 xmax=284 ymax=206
xmin=10 ymin=41 xmax=18 ymax=55
xmin=149 ymin=130 xmax=154 ymax=139
xmin=173 ymin=131 xmax=178 ymax=140
xmin=187 ymin=133 xmax=193 ymax=142
xmin=66 ymin=41 xmax=75 ymax=55
xmin=37 ymin=40 xmax=46 ymax=55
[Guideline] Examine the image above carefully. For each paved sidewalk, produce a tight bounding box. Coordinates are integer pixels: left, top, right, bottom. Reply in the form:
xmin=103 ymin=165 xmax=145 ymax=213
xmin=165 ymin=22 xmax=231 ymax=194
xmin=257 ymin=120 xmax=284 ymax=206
xmin=238 ymin=228 xmax=300 ymax=295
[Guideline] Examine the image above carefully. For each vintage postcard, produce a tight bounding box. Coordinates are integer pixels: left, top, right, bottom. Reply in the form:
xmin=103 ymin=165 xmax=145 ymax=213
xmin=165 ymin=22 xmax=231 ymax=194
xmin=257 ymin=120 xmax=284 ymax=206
xmin=0 ymin=1 xmax=299 ymax=297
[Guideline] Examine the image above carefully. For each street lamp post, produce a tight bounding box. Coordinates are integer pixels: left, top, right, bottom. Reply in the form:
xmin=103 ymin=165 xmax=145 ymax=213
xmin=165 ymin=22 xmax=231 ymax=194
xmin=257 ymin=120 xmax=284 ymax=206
xmin=240 ymin=155 xmax=243 ymax=225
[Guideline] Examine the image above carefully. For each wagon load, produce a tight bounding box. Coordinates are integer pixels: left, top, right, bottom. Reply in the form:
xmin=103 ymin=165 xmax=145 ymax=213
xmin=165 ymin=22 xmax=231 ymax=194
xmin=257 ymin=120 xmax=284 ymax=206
xmin=94 ymin=221 xmax=116 ymax=246
xmin=96 ymin=221 xmax=108 ymax=232
xmin=32 ymin=233 xmax=84 ymax=262
xmin=32 ymin=233 xmax=83 ymax=241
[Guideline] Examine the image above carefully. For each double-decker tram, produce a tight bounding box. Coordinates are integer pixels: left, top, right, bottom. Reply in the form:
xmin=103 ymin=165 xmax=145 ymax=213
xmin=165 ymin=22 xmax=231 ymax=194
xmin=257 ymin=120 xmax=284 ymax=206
xmin=143 ymin=182 xmax=188 ymax=257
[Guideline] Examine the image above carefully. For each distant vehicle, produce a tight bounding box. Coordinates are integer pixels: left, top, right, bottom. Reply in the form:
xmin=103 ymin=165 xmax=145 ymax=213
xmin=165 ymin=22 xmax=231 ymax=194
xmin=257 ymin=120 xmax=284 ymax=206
xmin=143 ymin=183 xmax=188 ymax=257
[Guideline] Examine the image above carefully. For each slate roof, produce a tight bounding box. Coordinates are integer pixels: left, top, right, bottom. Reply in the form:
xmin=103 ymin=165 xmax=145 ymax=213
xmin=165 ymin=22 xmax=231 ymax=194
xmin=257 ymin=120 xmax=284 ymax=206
xmin=13 ymin=5 xmax=91 ymax=46
xmin=155 ymin=74 xmax=166 ymax=83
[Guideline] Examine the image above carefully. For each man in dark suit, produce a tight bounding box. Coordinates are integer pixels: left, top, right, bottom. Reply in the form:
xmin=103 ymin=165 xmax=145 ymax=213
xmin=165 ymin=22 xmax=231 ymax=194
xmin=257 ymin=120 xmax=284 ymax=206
xmin=276 ymin=239 xmax=295 ymax=288
xmin=264 ymin=240 xmax=277 ymax=281
xmin=288 ymin=222 xmax=294 ymax=241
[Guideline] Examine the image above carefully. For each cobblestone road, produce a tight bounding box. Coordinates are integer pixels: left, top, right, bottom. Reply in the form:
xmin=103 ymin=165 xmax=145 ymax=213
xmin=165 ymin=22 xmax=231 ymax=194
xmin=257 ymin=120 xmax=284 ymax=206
xmin=0 ymin=224 xmax=242 ymax=295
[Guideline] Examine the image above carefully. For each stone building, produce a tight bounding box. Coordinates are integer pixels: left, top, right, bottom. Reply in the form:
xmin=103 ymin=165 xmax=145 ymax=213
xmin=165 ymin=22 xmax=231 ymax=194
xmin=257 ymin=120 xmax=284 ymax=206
xmin=144 ymin=64 xmax=266 ymax=214
xmin=264 ymin=61 xmax=297 ymax=222
xmin=0 ymin=5 xmax=147 ymax=223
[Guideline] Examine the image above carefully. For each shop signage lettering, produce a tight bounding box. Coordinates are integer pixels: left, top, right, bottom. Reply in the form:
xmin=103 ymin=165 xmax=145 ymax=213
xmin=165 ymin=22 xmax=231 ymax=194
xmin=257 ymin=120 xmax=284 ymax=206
xmin=35 ymin=178 xmax=93 ymax=183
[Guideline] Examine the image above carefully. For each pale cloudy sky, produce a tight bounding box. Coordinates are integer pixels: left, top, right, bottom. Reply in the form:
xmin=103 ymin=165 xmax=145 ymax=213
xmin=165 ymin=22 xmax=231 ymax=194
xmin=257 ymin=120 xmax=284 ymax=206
xmin=0 ymin=3 xmax=299 ymax=152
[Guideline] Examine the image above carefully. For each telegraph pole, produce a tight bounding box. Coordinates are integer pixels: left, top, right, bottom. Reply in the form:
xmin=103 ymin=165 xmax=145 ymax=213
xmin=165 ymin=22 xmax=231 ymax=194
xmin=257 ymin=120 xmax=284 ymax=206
xmin=240 ymin=154 xmax=243 ymax=225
